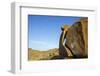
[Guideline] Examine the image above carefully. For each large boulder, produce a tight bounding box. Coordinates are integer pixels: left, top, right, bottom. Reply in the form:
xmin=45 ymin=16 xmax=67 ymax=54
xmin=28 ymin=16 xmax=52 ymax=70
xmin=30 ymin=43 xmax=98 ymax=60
xmin=59 ymin=18 xmax=88 ymax=58
xmin=66 ymin=18 xmax=88 ymax=58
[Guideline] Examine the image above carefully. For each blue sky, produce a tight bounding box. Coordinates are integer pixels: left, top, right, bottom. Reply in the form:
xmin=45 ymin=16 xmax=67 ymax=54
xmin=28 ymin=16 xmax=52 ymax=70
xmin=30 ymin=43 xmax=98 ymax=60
xmin=28 ymin=15 xmax=81 ymax=51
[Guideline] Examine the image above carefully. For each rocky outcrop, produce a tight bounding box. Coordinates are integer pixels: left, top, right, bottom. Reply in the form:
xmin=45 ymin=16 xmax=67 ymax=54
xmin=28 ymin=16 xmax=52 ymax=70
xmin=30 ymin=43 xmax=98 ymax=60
xmin=59 ymin=18 xmax=88 ymax=58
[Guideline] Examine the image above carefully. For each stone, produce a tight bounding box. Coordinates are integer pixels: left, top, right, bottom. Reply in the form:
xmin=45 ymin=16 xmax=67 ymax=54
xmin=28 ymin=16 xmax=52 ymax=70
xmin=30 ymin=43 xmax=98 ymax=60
xmin=59 ymin=18 xmax=88 ymax=58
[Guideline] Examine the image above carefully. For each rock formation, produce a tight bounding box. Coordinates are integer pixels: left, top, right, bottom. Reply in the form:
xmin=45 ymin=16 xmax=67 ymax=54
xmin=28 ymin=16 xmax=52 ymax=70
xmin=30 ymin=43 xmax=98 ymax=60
xmin=59 ymin=18 xmax=88 ymax=58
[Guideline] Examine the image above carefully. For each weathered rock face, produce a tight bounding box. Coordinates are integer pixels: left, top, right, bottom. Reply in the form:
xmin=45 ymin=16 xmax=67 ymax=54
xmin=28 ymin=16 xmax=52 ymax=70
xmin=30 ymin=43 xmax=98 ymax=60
xmin=59 ymin=18 xmax=88 ymax=58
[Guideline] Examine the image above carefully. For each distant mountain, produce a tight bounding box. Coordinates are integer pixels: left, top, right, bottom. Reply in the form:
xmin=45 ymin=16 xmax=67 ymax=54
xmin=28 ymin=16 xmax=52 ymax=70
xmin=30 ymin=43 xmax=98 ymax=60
xmin=28 ymin=48 xmax=60 ymax=60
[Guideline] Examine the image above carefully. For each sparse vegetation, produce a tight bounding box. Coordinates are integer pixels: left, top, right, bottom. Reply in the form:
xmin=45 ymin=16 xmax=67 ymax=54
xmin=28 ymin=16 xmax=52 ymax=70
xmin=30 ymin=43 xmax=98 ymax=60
xmin=28 ymin=48 xmax=60 ymax=61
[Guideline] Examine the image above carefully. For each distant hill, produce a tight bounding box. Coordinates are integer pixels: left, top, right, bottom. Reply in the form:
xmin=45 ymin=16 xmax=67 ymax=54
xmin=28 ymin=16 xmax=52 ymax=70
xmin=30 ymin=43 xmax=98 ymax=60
xmin=28 ymin=48 xmax=60 ymax=60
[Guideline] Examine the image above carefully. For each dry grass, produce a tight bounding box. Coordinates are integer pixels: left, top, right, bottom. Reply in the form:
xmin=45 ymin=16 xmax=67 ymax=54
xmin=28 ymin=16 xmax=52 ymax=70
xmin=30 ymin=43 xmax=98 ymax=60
xmin=28 ymin=48 xmax=60 ymax=61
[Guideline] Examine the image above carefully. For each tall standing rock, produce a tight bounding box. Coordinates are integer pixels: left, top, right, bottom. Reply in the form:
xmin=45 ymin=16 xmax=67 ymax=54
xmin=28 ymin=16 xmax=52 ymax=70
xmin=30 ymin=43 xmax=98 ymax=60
xmin=59 ymin=18 xmax=88 ymax=58
xmin=66 ymin=18 xmax=88 ymax=58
